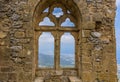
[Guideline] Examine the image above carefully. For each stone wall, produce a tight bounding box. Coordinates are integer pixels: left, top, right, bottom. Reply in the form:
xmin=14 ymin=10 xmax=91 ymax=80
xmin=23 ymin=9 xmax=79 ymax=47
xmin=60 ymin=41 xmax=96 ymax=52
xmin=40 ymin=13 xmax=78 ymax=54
xmin=0 ymin=0 xmax=33 ymax=82
xmin=0 ymin=0 xmax=117 ymax=82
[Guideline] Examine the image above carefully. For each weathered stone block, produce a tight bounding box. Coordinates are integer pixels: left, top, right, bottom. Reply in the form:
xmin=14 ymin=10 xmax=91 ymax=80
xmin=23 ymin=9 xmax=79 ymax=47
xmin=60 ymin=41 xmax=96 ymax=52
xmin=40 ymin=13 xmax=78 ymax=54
xmin=23 ymin=63 xmax=32 ymax=72
xmin=0 ymin=73 xmax=8 ymax=81
xmin=12 ymin=21 xmax=23 ymax=28
xmin=82 ymin=22 xmax=95 ymax=30
xmin=18 ymin=38 xmax=31 ymax=44
xmin=0 ymin=61 xmax=13 ymax=67
xmin=8 ymin=73 xmax=17 ymax=81
xmin=1 ymin=66 xmax=15 ymax=73
xmin=81 ymin=38 xmax=87 ymax=43
xmin=0 ymin=38 xmax=10 ymax=46
xmin=26 ymin=30 xmax=33 ymax=37
xmin=0 ymin=46 xmax=10 ymax=58
xmin=18 ymin=72 xmax=32 ymax=82
xmin=81 ymin=43 xmax=93 ymax=50
xmin=93 ymin=13 xmax=103 ymax=21
xmin=11 ymin=13 xmax=20 ymax=21
xmin=22 ymin=14 xmax=31 ymax=22
xmin=82 ymin=63 xmax=92 ymax=71
xmin=0 ymin=31 xmax=7 ymax=39
xmin=100 ymin=36 xmax=110 ymax=44
xmin=0 ymin=20 xmax=11 ymax=32
xmin=91 ymin=32 xmax=102 ymax=38
xmin=10 ymin=46 xmax=22 ymax=52
xmin=82 ymin=72 xmax=94 ymax=82
xmin=82 ymin=30 xmax=91 ymax=37
xmin=82 ymin=56 xmax=91 ymax=62
xmin=34 ymin=77 xmax=44 ymax=82
xmin=14 ymin=31 xmax=25 ymax=38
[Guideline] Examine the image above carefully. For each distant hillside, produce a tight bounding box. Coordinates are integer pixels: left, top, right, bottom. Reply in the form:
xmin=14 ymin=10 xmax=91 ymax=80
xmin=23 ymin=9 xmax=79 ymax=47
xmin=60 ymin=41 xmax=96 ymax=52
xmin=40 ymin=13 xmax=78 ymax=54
xmin=118 ymin=69 xmax=120 ymax=81
xmin=118 ymin=64 xmax=120 ymax=80
xmin=38 ymin=53 xmax=74 ymax=68
xmin=39 ymin=53 xmax=54 ymax=67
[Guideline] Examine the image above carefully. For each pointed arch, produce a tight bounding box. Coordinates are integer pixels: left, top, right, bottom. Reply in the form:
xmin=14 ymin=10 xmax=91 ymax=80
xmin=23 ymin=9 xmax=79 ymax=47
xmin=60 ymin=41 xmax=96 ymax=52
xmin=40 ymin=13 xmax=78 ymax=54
xmin=38 ymin=32 xmax=55 ymax=68
xmin=60 ymin=32 xmax=75 ymax=68
xmin=33 ymin=0 xmax=82 ymax=28
xmin=33 ymin=0 xmax=82 ymax=79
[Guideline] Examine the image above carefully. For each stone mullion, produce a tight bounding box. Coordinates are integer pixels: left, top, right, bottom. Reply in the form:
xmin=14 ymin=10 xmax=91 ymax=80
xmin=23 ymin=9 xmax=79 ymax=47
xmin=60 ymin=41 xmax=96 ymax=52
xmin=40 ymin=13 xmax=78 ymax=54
xmin=55 ymin=31 xmax=60 ymax=70
xmin=54 ymin=32 xmax=57 ymax=70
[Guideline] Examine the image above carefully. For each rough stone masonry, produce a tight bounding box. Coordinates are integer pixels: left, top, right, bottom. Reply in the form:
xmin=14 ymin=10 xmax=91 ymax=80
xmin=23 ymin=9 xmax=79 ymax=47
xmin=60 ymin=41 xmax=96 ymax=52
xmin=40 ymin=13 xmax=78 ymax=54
xmin=0 ymin=0 xmax=117 ymax=82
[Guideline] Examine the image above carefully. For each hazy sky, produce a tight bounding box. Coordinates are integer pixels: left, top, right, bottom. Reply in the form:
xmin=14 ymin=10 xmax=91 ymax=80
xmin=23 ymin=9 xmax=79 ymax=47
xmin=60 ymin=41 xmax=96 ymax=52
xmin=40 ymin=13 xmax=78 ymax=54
xmin=115 ymin=0 xmax=120 ymax=78
xmin=116 ymin=0 xmax=120 ymax=65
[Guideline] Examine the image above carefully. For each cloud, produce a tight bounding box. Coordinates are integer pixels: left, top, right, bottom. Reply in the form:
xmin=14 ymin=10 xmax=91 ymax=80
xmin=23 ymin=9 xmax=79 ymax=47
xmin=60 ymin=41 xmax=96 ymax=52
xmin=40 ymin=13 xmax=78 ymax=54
xmin=60 ymin=53 xmax=75 ymax=61
xmin=116 ymin=26 xmax=120 ymax=63
xmin=61 ymin=33 xmax=75 ymax=43
xmin=39 ymin=32 xmax=54 ymax=43
xmin=39 ymin=32 xmax=75 ymax=44
xmin=115 ymin=4 xmax=120 ymax=64
xmin=40 ymin=51 xmax=54 ymax=56
xmin=116 ymin=29 xmax=120 ymax=49
xmin=116 ymin=35 xmax=120 ymax=49
xmin=118 ymin=64 xmax=120 ymax=70
xmin=117 ymin=64 xmax=120 ymax=79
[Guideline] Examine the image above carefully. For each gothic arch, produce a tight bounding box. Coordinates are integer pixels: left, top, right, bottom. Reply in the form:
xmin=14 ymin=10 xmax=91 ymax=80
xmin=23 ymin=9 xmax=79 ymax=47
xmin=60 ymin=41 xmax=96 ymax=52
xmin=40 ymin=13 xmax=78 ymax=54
xmin=33 ymin=0 xmax=82 ymax=28
xmin=32 ymin=0 xmax=82 ymax=81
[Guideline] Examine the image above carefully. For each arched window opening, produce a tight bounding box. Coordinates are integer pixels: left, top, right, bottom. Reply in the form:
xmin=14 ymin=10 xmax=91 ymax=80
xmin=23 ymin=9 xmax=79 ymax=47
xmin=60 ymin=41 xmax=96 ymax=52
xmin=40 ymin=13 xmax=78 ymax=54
xmin=38 ymin=32 xmax=54 ymax=68
xmin=35 ymin=1 xmax=79 ymax=70
xmin=61 ymin=18 xmax=75 ymax=27
xmin=43 ymin=7 xmax=49 ymax=13
xmin=52 ymin=7 xmax=64 ymax=18
xmin=39 ymin=17 xmax=55 ymax=26
xmin=60 ymin=33 xmax=75 ymax=68
xmin=67 ymin=10 xmax=70 ymax=14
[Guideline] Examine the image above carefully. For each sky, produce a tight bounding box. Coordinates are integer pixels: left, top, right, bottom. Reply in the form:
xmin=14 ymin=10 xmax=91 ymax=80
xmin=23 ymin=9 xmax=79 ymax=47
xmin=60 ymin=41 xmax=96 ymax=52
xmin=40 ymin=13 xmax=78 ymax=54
xmin=115 ymin=0 xmax=120 ymax=78
xmin=38 ymin=8 xmax=75 ymax=67
xmin=38 ymin=32 xmax=75 ymax=67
